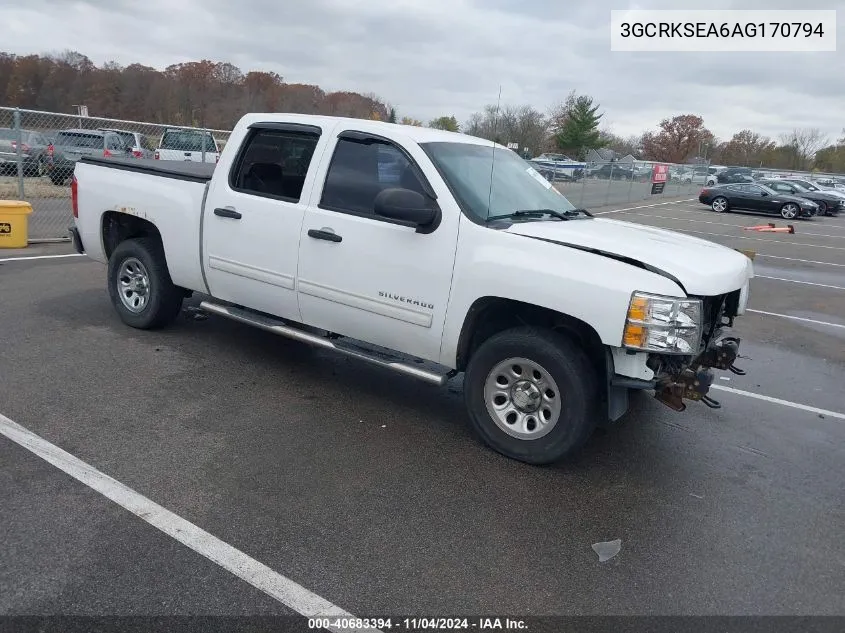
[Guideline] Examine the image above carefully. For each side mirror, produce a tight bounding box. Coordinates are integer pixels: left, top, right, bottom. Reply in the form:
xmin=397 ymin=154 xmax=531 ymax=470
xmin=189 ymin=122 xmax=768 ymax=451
xmin=374 ymin=188 xmax=438 ymax=230
xmin=760 ymin=191 xmax=768 ymax=196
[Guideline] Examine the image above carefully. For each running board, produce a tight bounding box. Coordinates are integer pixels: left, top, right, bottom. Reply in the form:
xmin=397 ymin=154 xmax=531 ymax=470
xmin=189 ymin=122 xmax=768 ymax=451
xmin=198 ymin=301 xmax=450 ymax=386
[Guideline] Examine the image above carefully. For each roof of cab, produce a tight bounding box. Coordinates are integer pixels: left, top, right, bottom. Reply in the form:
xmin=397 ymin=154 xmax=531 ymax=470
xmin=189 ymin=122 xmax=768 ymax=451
xmin=238 ymin=112 xmax=498 ymax=148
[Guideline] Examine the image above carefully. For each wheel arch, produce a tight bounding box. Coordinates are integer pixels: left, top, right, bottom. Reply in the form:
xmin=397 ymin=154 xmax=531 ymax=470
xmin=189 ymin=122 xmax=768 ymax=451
xmin=454 ymin=296 xmax=607 ymax=383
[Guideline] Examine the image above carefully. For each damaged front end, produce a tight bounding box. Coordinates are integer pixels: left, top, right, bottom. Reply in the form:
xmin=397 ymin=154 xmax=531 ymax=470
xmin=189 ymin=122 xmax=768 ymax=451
xmin=647 ymin=290 xmax=746 ymax=412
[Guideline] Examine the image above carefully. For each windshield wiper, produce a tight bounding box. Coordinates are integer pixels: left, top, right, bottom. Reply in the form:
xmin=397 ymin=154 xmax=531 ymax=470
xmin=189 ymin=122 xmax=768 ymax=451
xmin=486 ymin=208 xmax=593 ymax=223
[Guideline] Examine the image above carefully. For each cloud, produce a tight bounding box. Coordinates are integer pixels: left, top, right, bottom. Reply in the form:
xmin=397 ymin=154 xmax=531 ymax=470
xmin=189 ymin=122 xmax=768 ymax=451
xmin=3 ymin=0 xmax=843 ymax=141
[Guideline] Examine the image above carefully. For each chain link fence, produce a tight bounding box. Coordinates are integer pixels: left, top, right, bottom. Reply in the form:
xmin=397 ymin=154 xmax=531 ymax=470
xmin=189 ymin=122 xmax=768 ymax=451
xmin=0 ymin=107 xmax=231 ymax=242
xmin=13 ymin=106 xmax=842 ymax=242
xmin=537 ymin=159 xmax=712 ymax=208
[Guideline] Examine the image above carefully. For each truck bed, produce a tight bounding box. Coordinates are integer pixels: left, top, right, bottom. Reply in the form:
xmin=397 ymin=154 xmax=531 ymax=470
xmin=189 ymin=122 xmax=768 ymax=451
xmin=78 ymin=156 xmax=215 ymax=183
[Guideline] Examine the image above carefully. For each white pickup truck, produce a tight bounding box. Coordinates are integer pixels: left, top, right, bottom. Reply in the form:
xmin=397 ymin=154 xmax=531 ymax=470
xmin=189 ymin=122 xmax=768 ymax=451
xmin=69 ymin=113 xmax=754 ymax=464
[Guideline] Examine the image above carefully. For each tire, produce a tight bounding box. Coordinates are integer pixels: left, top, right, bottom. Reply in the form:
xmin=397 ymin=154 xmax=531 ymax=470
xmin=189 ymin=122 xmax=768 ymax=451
xmin=817 ymin=201 xmax=828 ymax=215
xmin=463 ymin=326 xmax=599 ymax=465
xmin=107 ymin=237 xmax=183 ymax=329
xmin=780 ymin=203 xmax=799 ymax=219
xmin=49 ymin=172 xmax=65 ymax=186
xmin=711 ymin=196 xmax=729 ymax=213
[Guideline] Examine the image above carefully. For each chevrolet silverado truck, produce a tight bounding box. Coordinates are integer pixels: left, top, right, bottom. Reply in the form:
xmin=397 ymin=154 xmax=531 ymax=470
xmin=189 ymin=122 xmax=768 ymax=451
xmin=69 ymin=113 xmax=754 ymax=465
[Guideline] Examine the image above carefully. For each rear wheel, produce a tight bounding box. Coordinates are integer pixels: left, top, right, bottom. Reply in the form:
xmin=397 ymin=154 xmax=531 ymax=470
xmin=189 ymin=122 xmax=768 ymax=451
xmin=817 ymin=201 xmax=828 ymax=215
xmin=464 ymin=327 xmax=598 ymax=465
xmin=780 ymin=203 xmax=799 ymax=219
xmin=107 ymin=237 xmax=183 ymax=329
xmin=711 ymin=196 xmax=729 ymax=213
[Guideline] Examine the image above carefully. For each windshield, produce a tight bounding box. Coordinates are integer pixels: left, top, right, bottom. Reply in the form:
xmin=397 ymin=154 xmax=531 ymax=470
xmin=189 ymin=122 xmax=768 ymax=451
xmin=160 ymin=130 xmax=217 ymax=152
xmin=421 ymin=141 xmax=576 ymax=222
xmin=55 ymin=132 xmax=104 ymax=148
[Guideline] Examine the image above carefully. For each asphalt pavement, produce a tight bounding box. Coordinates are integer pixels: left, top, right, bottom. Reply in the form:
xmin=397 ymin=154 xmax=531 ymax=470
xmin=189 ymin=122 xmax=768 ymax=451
xmin=1 ymin=197 xmax=844 ymax=624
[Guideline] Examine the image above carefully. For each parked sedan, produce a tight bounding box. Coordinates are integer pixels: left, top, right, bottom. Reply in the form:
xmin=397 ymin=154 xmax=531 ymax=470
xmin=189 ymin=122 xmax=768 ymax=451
xmin=758 ymin=179 xmax=843 ymax=216
xmin=699 ymin=183 xmax=819 ymax=219
xmin=778 ymin=178 xmax=845 ymax=203
xmin=0 ymin=127 xmax=52 ymax=176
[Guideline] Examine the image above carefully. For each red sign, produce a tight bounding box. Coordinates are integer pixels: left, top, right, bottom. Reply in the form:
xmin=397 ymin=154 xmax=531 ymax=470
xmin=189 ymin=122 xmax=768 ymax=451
xmin=652 ymin=164 xmax=669 ymax=183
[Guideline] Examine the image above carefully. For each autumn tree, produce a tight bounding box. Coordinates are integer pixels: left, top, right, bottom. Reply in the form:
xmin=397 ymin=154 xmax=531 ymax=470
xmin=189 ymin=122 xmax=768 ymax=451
xmin=718 ymin=129 xmax=776 ymax=166
xmin=813 ymin=130 xmax=845 ymax=172
xmin=0 ymin=49 xmax=390 ymax=128
xmin=599 ymin=130 xmax=643 ymax=157
xmin=462 ymin=104 xmax=548 ymax=155
xmin=429 ymin=115 xmax=459 ymax=132
xmin=778 ymin=128 xmax=828 ymax=170
xmin=641 ymin=114 xmax=714 ymax=163
xmin=400 ymin=116 xmax=424 ymax=126
xmin=550 ymin=91 xmax=603 ymax=160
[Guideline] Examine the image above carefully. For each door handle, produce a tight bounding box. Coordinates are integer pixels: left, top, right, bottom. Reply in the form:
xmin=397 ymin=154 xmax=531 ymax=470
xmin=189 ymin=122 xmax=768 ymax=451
xmin=214 ymin=207 xmax=242 ymax=219
xmin=308 ymin=228 xmax=342 ymax=243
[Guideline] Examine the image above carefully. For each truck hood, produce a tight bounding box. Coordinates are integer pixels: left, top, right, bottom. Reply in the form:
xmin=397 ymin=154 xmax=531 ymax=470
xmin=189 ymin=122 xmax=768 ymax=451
xmin=505 ymin=218 xmax=753 ymax=296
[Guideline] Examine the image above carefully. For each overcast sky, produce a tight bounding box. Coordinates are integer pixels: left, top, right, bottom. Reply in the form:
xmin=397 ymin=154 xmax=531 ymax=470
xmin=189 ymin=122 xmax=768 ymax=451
xmin=3 ymin=0 xmax=844 ymax=142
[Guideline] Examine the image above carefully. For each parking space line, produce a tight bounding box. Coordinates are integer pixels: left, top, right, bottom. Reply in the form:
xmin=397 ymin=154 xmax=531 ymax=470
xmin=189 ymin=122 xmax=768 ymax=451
xmin=0 ymin=412 xmax=374 ymax=633
xmin=746 ymin=309 xmax=845 ymax=329
xmin=0 ymin=253 xmax=85 ymax=263
xmin=618 ymin=211 xmax=845 ymax=238
xmin=756 ymin=276 xmax=845 ymax=291
xmin=654 ymin=227 xmax=845 ymax=251
xmin=754 ymin=254 xmax=845 ymax=268
xmin=594 ymin=198 xmax=696 ymax=215
xmin=711 ymin=386 xmax=845 ymax=421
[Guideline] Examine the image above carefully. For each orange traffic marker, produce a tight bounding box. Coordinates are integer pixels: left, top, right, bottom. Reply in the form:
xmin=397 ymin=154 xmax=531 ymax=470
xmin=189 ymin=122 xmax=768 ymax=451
xmin=755 ymin=225 xmax=795 ymax=234
xmin=744 ymin=223 xmax=775 ymax=231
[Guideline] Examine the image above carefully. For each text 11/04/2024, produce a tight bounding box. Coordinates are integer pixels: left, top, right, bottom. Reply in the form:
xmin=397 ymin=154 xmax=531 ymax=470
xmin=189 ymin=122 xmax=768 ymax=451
xmin=610 ymin=9 xmax=837 ymax=52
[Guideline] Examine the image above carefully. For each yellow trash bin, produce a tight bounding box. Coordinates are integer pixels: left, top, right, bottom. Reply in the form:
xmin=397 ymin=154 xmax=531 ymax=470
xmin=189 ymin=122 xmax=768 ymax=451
xmin=0 ymin=200 xmax=33 ymax=249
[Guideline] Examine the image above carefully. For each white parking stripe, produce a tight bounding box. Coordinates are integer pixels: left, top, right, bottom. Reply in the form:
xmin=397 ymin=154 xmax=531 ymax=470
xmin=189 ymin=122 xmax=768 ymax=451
xmin=711 ymin=386 xmax=845 ymax=421
xmin=654 ymin=227 xmax=845 ymax=251
xmin=594 ymin=198 xmax=696 ymax=215
xmin=618 ymin=211 xmax=845 ymax=238
xmin=0 ymin=253 xmax=85 ymax=263
xmin=756 ymin=276 xmax=845 ymax=291
xmin=0 ymin=413 xmax=378 ymax=633
xmin=746 ymin=309 xmax=845 ymax=329
xmin=755 ymin=254 xmax=845 ymax=268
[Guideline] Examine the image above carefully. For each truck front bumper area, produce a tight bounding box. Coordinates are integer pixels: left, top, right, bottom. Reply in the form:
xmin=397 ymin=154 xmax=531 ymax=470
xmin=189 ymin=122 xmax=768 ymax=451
xmin=651 ymin=334 xmax=745 ymax=411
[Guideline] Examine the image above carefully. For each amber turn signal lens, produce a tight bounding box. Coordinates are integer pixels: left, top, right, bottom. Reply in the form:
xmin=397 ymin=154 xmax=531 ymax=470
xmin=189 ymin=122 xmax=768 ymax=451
xmin=623 ymin=324 xmax=646 ymax=347
xmin=627 ymin=295 xmax=648 ymax=322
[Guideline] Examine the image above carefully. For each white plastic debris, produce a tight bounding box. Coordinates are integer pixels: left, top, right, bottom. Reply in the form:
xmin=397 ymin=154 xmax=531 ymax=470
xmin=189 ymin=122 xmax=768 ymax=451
xmin=592 ymin=539 xmax=621 ymax=562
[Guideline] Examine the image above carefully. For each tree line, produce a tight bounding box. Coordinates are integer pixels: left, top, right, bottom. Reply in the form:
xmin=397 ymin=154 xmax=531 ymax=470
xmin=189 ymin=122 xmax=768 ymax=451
xmin=2 ymin=50 xmax=842 ymax=172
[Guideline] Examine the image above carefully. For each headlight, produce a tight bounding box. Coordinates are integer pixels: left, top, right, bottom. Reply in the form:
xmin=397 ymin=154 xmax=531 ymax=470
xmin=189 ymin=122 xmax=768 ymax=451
xmin=623 ymin=292 xmax=702 ymax=354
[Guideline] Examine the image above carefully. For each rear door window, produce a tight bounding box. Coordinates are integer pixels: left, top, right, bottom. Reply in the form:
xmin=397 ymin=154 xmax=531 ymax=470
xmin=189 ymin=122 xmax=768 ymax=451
xmin=230 ymin=128 xmax=320 ymax=202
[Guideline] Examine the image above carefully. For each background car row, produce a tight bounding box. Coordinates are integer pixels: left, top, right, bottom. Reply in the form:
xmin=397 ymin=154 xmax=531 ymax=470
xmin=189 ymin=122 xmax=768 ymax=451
xmin=699 ymin=178 xmax=844 ymax=219
xmin=0 ymin=126 xmax=222 ymax=184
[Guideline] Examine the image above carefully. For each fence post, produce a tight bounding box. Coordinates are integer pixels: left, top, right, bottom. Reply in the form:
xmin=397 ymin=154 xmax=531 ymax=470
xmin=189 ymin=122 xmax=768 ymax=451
xmin=201 ymin=128 xmax=207 ymax=163
xmin=604 ymin=162 xmax=614 ymax=206
xmin=578 ymin=166 xmax=588 ymax=207
xmin=627 ymin=163 xmax=635 ymax=203
xmin=14 ymin=108 xmax=24 ymax=200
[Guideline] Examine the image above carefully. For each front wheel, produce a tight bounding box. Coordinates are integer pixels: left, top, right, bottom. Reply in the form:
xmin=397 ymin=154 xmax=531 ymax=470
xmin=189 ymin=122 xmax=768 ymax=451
xmin=463 ymin=327 xmax=598 ymax=465
xmin=711 ymin=196 xmax=729 ymax=213
xmin=780 ymin=203 xmax=799 ymax=219
xmin=107 ymin=237 xmax=184 ymax=329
